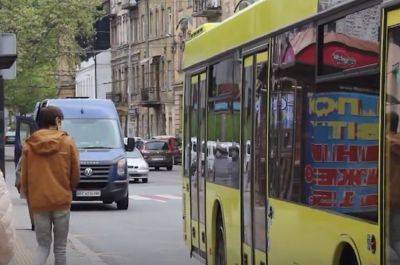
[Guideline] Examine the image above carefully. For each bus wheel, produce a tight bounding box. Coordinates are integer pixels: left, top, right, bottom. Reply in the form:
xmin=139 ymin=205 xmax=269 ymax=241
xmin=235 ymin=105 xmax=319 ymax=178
xmin=215 ymin=213 xmax=226 ymax=265
xmin=340 ymin=244 xmax=358 ymax=265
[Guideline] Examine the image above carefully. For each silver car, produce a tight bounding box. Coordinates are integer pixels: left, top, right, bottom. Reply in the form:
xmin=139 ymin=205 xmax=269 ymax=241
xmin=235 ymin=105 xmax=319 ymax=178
xmin=127 ymin=148 xmax=149 ymax=183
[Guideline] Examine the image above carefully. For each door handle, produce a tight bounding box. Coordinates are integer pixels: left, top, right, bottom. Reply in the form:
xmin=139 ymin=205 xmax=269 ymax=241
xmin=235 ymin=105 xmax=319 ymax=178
xmin=268 ymin=206 xmax=274 ymax=219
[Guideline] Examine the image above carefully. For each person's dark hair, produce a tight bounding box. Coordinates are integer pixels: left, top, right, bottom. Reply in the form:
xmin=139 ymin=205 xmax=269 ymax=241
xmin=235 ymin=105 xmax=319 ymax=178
xmin=389 ymin=112 xmax=399 ymax=133
xmin=38 ymin=106 xmax=64 ymax=129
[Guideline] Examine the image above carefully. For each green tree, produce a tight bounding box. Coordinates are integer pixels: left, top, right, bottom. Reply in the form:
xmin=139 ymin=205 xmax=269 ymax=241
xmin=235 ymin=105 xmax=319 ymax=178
xmin=0 ymin=0 xmax=103 ymax=114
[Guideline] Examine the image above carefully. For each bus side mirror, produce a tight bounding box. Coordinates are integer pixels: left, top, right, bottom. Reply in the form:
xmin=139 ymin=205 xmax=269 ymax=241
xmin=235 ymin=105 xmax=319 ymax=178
xmin=125 ymin=138 xmax=135 ymax=152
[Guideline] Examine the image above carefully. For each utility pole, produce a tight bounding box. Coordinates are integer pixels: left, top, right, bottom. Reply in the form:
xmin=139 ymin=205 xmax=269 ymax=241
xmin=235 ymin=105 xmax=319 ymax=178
xmin=94 ymin=53 xmax=98 ymax=99
xmin=0 ymin=76 xmax=4 ymax=176
xmin=146 ymin=0 xmax=150 ymax=139
xmin=0 ymin=33 xmax=17 ymax=178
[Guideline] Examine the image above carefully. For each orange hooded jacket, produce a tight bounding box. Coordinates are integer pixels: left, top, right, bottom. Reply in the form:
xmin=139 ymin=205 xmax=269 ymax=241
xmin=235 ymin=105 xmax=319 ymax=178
xmin=21 ymin=129 xmax=80 ymax=212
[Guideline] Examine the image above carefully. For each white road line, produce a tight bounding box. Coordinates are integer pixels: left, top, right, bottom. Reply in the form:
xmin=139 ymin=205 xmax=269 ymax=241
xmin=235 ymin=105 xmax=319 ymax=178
xmin=69 ymin=234 xmax=108 ymax=265
xmin=129 ymin=195 xmax=166 ymax=203
xmin=155 ymin=194 xmax=182 ymax=200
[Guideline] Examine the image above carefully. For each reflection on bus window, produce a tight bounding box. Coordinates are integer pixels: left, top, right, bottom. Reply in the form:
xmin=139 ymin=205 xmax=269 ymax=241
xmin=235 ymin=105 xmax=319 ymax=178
xmin=207 ymin=57 xmax=240 ymax=189
xmin=321 ymin=4 xmax=380 ymax=75
xmin=269 ymin=22 xmax=379 ymax=222
xmin=385 ymin=26 xmax=400 ymax=264
xmin=253 ymin=53 xmax=268 ymax=251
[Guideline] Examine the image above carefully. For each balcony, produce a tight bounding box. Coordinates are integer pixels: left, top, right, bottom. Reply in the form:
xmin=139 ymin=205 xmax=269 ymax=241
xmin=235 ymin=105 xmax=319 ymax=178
xmin=193 ymin=0 xmax=221 ymax=18
xmin=122 ymin=0 xmax=138 ymax=10
xmin=140 ymin=87 xmax=161 ymax=106
xmin=106 ymin=92 xmax=122 ymax=104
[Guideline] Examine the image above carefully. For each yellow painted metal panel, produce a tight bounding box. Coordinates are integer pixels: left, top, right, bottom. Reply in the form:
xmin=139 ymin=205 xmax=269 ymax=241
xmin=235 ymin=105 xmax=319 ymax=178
xmin=254 ymin=249 xmax=266 ymax=265
xmin=268 ymin=199 xmax=380 ymax=265
xmin=182 ymin=178 xmax=191 ymax=248
xmin=388 ymin=9 xmax=400 ymax=27
xmin=206 ymin=182 xmax=241 ymax=265
xmin=242 ymin=243 xmax=253 ymax=265
xmin=256 ymin=52 xmax=268 ymax=63
xmin=244 ymin=56 xmax=254 ymax=68
xmin=191 ymin=220 xmax=200 ymax=249
xmin=183 ymin=0 xmax=318 ymax=69
xmin=199 ymin=223 xmax=206 ymax=252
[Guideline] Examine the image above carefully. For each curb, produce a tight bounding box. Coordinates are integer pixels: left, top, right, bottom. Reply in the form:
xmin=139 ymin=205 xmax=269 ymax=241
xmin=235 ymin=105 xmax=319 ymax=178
xmin=9 ymin=231 xmax=33 ymax=265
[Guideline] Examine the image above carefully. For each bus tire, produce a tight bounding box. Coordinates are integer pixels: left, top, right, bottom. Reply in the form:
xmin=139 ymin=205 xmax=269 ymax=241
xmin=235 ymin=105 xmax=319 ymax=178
xmin=339 ymin=244 xmax=358 ymax=265
xmin=215 ymin=211 xmax=226 ymax=265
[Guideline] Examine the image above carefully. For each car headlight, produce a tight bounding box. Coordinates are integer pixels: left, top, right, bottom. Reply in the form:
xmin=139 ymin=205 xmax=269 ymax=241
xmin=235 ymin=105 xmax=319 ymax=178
xmin=117 ymin=158 xmax=126 ymax=176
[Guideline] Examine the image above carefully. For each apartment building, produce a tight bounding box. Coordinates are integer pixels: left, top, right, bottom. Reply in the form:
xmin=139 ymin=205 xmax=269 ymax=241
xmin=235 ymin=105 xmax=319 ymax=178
xmin=109 ymin=0 xmax=258 ymax=138
xmin=109 ymin=0 xmax=175 ymax=138
xmin=172 ymin=0 xmax=259 ymax=136
xmin=76 ymin=50 xmax=112 ymax=99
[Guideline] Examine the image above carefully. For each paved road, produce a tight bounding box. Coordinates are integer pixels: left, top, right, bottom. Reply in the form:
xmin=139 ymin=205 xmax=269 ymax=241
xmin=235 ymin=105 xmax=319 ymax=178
xmin=5 ymin=146 xmax=201 ymax=265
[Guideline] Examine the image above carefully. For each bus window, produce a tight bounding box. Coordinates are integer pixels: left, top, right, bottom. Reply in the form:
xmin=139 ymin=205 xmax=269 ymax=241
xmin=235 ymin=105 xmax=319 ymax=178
xmin=319 ymin=4 xmax=380 ymax=77
xmin=269 ymin=22 xmax=379 ymax=222
xmin=384 ymin=25 xmax=400 ymax=263
xmin=253 ymin=52 xmax=268 ymax=251
xmin=242 ymin=55 xmax=254 ymax=248
xmin=190 ymin=76 xmax=199 ymax=222
xmin=208 ymin=57 xmax=240 ymax=189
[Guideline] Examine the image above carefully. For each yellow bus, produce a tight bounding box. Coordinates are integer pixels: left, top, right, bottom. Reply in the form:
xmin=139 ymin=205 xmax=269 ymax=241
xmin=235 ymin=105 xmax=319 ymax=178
xmin=182 ymin=0 xmax=400 ymax=264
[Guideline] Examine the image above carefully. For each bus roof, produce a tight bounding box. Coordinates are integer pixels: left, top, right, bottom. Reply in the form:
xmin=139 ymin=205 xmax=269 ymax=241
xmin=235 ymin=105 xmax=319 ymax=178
xmin=183 ymin=0 xmax=319 ymax=70
xmin=46 ymin=99 xmax=119 ymax=119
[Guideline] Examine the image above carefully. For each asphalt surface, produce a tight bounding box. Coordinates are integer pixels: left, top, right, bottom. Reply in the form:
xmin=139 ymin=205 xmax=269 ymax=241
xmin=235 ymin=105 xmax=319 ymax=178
xmin=5 ymin=145 xmax=201 ymax=265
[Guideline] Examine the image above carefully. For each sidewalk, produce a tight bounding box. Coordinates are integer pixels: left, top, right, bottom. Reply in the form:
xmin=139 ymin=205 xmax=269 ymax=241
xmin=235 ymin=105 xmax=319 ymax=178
xmin=6 ymin=176 xmax=103 ymax=265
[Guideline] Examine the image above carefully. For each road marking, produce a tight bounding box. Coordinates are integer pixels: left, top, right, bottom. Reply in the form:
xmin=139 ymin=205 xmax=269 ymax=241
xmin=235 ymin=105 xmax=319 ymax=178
xmin=69 ymin=234 xmax=108 ymax=265
xmin=156 ymin=194 xmax=182 ymax=200
xmin=129 ymin=195 xmax=166 ymax=203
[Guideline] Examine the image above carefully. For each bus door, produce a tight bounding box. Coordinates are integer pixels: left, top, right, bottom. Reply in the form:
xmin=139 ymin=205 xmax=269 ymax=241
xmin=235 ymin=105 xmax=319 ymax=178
xmin=190 ymin=72 xmax=208 ymax=259
xmin=241 ymin=51 xmax=268 ymax=265
xmin=383 ymin=3 xmax=400 ymax=264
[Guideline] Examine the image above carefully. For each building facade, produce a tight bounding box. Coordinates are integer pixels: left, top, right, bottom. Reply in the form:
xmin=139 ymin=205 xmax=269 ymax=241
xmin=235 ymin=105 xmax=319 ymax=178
xmin=109 ymin=0 xmax=258 ymax=138
xmin=172 ymin=0 xmax=259 ymax=137
xmin=76 ymin=50 xmax=112 ymax=99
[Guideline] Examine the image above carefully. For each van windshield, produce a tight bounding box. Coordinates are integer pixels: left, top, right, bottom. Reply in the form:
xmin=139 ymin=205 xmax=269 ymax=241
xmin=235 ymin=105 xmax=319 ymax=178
xmin=62 ymin=119 xmax=122 ymax=149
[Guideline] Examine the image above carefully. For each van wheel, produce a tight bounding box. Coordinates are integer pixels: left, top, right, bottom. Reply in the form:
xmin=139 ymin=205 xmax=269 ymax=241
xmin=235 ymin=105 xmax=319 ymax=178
xmin=167 ymin=165 xmax=173 ymax=171
xmin=215 ymin=212 xmax=226 ymax=265
xmin=142 ymin=178 xmax=148 ymax=183
xmin=117 ymin=194 xmax=129 ymax=210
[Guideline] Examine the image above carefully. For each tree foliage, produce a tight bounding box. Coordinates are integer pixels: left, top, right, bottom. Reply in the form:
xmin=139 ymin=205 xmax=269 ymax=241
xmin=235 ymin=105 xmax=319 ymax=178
xmin=0 ymin=0 xmax=103 ymax=114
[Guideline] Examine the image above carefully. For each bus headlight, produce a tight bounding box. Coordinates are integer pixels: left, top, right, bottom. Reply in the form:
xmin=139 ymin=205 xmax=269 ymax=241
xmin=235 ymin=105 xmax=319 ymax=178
xmin=117 ymin=158 xmax=126 ymax=176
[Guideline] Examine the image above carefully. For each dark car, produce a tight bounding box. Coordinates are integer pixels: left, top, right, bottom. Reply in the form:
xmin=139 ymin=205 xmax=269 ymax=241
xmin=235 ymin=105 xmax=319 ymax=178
xmin=141 ymin=140 xmax=173 ymax=171
xmin=151 ymin=135 xmax=182 ymax=164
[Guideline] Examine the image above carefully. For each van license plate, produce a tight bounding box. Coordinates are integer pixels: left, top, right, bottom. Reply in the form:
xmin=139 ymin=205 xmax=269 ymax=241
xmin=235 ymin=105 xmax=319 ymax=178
xmin=76 ymin=190 xmax=101 ymax=197
xmin=152 ymin=157 xmax=164 ymax=161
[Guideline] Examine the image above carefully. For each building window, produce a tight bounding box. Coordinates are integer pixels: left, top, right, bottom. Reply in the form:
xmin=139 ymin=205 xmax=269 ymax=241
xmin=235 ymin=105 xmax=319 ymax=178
xmin=167 ymin=61 xmax=172 ymax=90
xmin=167 ymin=7 xmax=172 ymax=36
xmin=155 ymin=9 xmax=159 ymax=37
xmin=141 ymin=15 xmax=145 ymax=41
xmin=169 ymin=115 xmax=173 ymax=135
xmin=149 ymin=12 xmax=153 ymax=37
xmin=160 ymin=60 xmax=165 ymax=91
xmin=161 ymin=8 xmax=165 ymax=36
xmin=188 ymin=0 xmax=193 ymax=7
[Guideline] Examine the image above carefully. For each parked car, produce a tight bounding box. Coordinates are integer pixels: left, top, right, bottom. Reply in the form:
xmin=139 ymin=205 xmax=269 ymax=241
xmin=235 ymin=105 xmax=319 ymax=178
xmin=151 ymin=135 xmax=181 ymax=164
xmin=127 ymin=148 xmax=149 ymax=183
xmin=141 ymin=140 xmax=173 ymax=171
xmin=5 ymin=131 xmax=15 ymax=145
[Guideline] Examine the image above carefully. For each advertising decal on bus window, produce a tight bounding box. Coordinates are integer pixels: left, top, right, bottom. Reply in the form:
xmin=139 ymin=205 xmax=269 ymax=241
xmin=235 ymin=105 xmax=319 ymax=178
xmin=304 ymin=92 xmax=378 ymax=213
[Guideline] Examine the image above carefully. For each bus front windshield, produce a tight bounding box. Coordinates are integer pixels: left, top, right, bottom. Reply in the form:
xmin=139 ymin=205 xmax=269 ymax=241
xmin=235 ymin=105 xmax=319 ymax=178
xmin=61 ymin=119 xmax=122 ymax=149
